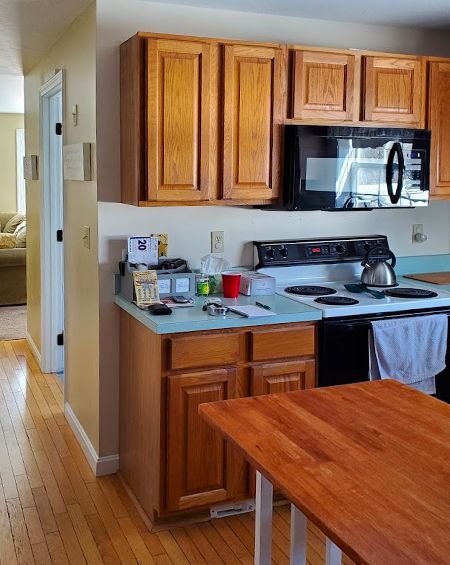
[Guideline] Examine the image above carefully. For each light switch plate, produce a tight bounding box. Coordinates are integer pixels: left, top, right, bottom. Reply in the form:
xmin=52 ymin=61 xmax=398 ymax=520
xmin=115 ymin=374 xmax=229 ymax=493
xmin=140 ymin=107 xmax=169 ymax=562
xmin=82 ymin=226 xmax=90 ymax=249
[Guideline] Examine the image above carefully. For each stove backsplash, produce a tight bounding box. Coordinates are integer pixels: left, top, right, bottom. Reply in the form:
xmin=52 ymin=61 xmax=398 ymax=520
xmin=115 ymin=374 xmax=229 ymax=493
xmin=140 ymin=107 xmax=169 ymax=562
xmin=100 ymin=200 xmax=450 ymax=270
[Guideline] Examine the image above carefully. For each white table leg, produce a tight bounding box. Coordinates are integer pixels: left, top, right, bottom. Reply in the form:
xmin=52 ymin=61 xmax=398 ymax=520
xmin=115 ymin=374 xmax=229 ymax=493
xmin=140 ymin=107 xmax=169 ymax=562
xmin=255 ymin=471 xmax=273 ymax=565
xmin=326 ymin=537 xmax=342 ymax=565
xmin=290 ymin=504 xmax=307 ymax=564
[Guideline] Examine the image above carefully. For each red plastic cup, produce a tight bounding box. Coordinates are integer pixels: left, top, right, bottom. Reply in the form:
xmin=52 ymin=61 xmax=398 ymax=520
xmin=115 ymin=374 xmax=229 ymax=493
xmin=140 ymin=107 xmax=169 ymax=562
xmin=222 ymin=272 xmax=241 ymax=298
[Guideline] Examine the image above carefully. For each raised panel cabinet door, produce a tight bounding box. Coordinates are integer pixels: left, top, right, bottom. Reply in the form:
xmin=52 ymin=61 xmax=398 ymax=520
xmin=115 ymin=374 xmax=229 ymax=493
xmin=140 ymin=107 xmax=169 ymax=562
xmin=167 ymin=368 xmax=246 ymax=512
xmin=147 ymin=39 xmax=212 ymax=201
xmin=223 ymin=44 xmax=284 ymax=202
xmin=251 ymin=359 xmax=316 ymax=396
xmin=428 ymin=62 xmax=450 ymax=197
xmin=363 ymin=56 xmax=424 ymax=126
xmin=291 ymin=50 xmax=358 ymax=121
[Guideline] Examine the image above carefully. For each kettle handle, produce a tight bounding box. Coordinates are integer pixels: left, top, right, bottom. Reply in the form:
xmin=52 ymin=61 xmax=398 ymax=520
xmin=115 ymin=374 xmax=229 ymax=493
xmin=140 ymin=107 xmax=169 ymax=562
xmin=362 ymin=245 xmax=396 ymax=268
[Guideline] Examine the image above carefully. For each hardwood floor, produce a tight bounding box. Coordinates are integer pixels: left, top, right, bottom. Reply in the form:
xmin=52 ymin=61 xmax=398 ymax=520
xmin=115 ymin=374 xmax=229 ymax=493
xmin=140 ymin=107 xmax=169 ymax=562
xmin=0 ymin=339 xmax=353 ymax=564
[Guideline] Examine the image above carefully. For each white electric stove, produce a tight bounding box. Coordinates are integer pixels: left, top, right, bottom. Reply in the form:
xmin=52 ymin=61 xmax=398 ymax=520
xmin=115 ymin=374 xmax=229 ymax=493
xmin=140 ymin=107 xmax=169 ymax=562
xmin=255 ymin=235 xmax=450 ymax=318
xmin=255 ymin=235 xmax=450 ymax=403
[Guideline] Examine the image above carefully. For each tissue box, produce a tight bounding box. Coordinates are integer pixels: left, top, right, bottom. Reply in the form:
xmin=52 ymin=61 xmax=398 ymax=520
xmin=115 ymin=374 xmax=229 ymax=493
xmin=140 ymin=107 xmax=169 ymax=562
xmin=239 ymin=271 xmax=276 ymax=296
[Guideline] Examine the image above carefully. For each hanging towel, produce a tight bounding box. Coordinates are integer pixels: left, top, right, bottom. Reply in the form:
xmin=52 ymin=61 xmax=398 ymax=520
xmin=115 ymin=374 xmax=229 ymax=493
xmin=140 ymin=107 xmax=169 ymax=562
xmin=368 ymin=314 xmax=448 ymax=394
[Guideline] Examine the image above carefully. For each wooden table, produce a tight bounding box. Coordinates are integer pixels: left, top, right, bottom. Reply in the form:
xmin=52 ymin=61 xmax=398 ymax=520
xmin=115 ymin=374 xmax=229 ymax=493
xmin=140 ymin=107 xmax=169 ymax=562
xmin=199 ymin=380 xmax=450 ymax=565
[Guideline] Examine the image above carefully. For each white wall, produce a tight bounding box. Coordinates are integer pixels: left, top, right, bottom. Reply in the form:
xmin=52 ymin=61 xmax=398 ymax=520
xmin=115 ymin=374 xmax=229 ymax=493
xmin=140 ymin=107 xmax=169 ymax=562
xmin=99 ymin=201 xmax=450 ymax=269
xmin=96 ymin=0 xmax=450 ymax=456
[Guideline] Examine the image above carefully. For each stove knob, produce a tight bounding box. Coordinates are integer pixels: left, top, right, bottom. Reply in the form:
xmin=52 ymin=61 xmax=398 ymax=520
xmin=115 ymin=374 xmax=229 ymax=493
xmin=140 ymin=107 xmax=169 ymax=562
xmin=335 ymin=244 xmax=345 ymax=254
xmin=280 ymin=246 xmax=288 ymax=257
xmin=364 ymin=243 xmax=371 ymax=251
xmin=266 ymin=247 xmax=275 ymax=258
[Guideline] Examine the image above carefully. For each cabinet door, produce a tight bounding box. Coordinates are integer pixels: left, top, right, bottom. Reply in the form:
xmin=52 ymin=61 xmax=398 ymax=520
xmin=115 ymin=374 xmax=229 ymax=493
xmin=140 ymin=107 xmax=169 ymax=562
xmin=251 ymin=359 xmax=316 ymax=395
xmin=167 ymin=368 xmax=246 ymax=511
xmin=428 ymin=62 xmax=450 ymax=197
xmin=291 ymin=50 xmax=358 ymax=121
xmin=223 ymin=44 xmax=284 ymax=202
xmin=147 ymin=39 xmax=212 ymax=201
xmin=363 ymin=56 xmax=424 ymax=126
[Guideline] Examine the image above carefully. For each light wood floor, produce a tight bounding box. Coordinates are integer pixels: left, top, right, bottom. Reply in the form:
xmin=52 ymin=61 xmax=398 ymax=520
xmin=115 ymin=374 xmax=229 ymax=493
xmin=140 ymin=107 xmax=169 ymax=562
xmin=0 ymin=339 xmax=353 ymax=564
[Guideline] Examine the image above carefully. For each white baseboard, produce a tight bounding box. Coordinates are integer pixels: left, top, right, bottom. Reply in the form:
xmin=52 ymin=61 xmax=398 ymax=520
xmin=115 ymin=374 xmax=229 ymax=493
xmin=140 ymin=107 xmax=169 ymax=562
xmin=64 ymin=402 xmax=119 ymax=476
xmin=26 ymin=332 xmax=42 ymax=365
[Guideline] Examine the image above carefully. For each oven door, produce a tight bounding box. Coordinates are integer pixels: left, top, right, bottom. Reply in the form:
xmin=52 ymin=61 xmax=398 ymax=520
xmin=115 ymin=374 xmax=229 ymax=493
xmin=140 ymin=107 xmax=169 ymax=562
xmin=319 ymin=309 xmax=450 ymax=403
xmin=284 ymin=125 xmax=430 ymax=211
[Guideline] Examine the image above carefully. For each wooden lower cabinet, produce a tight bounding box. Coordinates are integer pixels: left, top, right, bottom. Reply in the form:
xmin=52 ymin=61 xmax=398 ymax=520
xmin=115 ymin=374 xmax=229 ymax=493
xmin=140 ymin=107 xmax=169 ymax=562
xmin=119 ymin=311 xmax=317 ymax=522
xmin=251 ymin=359 xmax=316 ymax=395
xmin=166 ymin=368 xmax=247 ymax=511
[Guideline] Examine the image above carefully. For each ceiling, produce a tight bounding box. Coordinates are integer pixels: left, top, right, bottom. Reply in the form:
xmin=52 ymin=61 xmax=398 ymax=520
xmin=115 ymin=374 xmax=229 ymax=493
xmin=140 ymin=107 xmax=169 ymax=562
xmin=0 ymin=0 xmax=92 ymax=77
xmin=144 ymin=0 xmax=450 ymax=28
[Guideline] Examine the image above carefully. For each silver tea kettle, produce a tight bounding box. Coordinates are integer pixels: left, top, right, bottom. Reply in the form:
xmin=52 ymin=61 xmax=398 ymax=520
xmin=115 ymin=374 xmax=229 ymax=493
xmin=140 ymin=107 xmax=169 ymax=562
xmin=361 ymin=246 xmax=397 ymax=288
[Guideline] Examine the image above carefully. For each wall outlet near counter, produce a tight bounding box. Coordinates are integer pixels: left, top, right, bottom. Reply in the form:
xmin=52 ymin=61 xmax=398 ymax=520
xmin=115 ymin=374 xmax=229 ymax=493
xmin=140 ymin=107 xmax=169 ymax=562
xmin=211 ymin=231 xmax=224 ymax=253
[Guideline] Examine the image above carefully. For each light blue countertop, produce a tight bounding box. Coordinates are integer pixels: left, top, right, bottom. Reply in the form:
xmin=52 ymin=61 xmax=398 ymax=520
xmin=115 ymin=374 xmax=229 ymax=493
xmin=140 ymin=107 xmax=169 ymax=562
xmin=115 ymin=254 xmax=450 ymax=334
xmin=114 ymin=293 xmax=322 ymax=334
xmin=397 ymin=254 xmax=450 ymax=291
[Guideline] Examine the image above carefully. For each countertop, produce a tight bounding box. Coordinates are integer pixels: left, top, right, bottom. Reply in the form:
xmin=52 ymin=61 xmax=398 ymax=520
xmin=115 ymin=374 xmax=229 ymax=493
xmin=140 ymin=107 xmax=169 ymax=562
xmin=115 ymin=254 xmax=450 ymax=334
xmin=114 ymin=293 xmax=321 ymax=334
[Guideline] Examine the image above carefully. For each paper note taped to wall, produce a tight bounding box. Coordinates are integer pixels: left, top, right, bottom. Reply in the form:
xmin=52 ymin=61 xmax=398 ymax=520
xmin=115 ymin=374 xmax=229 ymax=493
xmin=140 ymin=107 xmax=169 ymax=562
xmin=63 ymin=143 xmax=92 ymax=181
xmin=128 ymin=237 xmax=159 ymax=265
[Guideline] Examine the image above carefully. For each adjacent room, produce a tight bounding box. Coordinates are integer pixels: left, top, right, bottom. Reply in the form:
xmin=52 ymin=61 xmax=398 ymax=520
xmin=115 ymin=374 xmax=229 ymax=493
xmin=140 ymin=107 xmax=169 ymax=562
xmin=1 ymin=0 xmax=450 ymax=563
xmin=0 ymin=74 xmax=27 ymax=340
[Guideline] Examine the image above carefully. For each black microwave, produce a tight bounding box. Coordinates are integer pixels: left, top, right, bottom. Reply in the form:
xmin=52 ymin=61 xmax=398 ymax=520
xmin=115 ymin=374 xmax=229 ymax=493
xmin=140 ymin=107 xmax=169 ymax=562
xmin=283 ymin=125 xmax=431 ymax=211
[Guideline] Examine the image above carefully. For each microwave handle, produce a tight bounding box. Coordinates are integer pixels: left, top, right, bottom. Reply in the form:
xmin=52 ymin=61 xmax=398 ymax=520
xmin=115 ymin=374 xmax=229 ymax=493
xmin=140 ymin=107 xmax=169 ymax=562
xmin=386 ymin=142 xmax=404 ymax=204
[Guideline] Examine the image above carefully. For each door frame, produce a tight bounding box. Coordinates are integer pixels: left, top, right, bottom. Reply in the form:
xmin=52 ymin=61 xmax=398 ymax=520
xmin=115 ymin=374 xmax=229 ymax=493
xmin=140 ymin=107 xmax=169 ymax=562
xmin=39 ymin=70 xmax=65 ymax=374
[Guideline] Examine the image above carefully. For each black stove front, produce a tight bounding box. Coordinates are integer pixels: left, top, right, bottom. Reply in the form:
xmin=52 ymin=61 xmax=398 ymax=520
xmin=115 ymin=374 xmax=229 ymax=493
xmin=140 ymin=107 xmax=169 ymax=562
xmin=318 ymin=308 xmax=450 ymax=404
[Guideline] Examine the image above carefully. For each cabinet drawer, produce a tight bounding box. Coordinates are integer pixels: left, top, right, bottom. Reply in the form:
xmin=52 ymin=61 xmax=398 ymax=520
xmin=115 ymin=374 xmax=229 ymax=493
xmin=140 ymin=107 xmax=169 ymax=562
xmin=169 ymin=333 xmax=242 ymax=370
xmin=251 ymin=325 xmax=315 ymax=362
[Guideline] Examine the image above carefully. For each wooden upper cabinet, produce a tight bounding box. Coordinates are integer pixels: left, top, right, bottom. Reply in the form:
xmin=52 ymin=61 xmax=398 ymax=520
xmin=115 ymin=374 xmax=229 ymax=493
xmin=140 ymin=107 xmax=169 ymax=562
xmin=166 ymin=368 xmax=246 ymax=512
xmin=363 ymin=56 xmax=424 ymax=126
xmin=223 ymin=44 xmax=284 ymax=202
xmin=291 ymin=50 xmax=358 ymax=121
xmin=428 ymin=61 xmax=450 ymax=197
xmin=146 ymin=39 xmax=212 ymax=201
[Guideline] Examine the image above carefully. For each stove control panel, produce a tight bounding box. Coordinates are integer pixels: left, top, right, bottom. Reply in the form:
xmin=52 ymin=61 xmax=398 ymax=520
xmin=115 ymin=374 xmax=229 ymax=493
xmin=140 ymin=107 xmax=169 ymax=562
xmin=254 ymin=235 xmax=390 ymax=268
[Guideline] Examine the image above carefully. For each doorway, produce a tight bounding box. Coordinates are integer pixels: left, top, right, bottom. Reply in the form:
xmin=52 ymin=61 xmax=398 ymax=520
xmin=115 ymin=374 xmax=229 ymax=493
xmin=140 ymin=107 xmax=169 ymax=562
xmin=39 ymin=71 xmax=64 ymax=376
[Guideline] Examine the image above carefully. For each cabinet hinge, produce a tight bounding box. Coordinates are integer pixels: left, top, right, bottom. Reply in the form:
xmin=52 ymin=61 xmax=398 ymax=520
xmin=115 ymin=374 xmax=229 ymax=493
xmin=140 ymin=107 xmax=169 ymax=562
xmin=56 ymin=229 xmax=63 ymax=242
xmin=55 ymin=122 xmax=63 ymax=136
xmin=57 ymin=333 xmax=64 ymax=346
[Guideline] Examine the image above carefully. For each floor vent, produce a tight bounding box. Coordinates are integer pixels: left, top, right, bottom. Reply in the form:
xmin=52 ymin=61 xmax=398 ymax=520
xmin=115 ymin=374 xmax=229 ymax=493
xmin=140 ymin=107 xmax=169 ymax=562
xmin=210 ymin=499 xmax=255 ymax=519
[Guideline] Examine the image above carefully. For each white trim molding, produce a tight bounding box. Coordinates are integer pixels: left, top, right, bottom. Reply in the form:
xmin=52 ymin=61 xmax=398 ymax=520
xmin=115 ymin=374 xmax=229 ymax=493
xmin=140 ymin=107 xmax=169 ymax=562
xmin=39 ymin=69 xmax=65 ymax=375
xmin=26 ymin=332 xmax=42 ymax=365
xmin=64 ymin=402 xmax=119 ymax=476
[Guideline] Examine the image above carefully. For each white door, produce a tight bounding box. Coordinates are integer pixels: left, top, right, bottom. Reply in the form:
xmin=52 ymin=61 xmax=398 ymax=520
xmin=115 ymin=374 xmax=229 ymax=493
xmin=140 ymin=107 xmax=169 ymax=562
xmin=40 ymin=72 xmax=64 ymax=374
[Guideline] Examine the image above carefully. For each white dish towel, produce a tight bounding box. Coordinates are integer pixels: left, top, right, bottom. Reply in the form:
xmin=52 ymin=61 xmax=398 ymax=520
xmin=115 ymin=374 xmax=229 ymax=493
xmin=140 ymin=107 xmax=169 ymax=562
xmin=368 ymin=314 xmax=448 ymax=394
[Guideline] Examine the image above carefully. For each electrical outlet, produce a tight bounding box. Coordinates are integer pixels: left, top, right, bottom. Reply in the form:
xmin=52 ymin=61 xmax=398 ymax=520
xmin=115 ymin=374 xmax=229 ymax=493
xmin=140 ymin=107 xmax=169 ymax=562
xmin=82 ymin=225 xmax=90 ymax=249
xmin=211 ymin=231 xmax=224 ymax=253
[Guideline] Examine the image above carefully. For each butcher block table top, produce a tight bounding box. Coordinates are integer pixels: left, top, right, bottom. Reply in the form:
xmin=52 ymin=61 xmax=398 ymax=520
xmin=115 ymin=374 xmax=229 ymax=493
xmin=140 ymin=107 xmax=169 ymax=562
xmin=404 ymin=271 xmax=450 ymax=285
xmin=199 ymin=380 xmax=450 ymax=565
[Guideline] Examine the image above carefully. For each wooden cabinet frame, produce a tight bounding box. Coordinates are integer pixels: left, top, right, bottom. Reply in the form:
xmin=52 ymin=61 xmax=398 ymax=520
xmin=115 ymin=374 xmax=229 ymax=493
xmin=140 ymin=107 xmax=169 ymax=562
xmin=428 ymin=60 xmax=450 ymax=197
xmin=121 ymin=32 xmax=447 ymax=206
xmin=119 ymin=313 xmax=318 ymax=522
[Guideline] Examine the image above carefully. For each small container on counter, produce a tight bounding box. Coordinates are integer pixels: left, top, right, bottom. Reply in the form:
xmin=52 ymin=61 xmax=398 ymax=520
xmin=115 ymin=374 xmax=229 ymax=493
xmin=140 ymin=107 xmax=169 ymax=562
xmin=195 ymin=274 xmax=210 ymax=296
